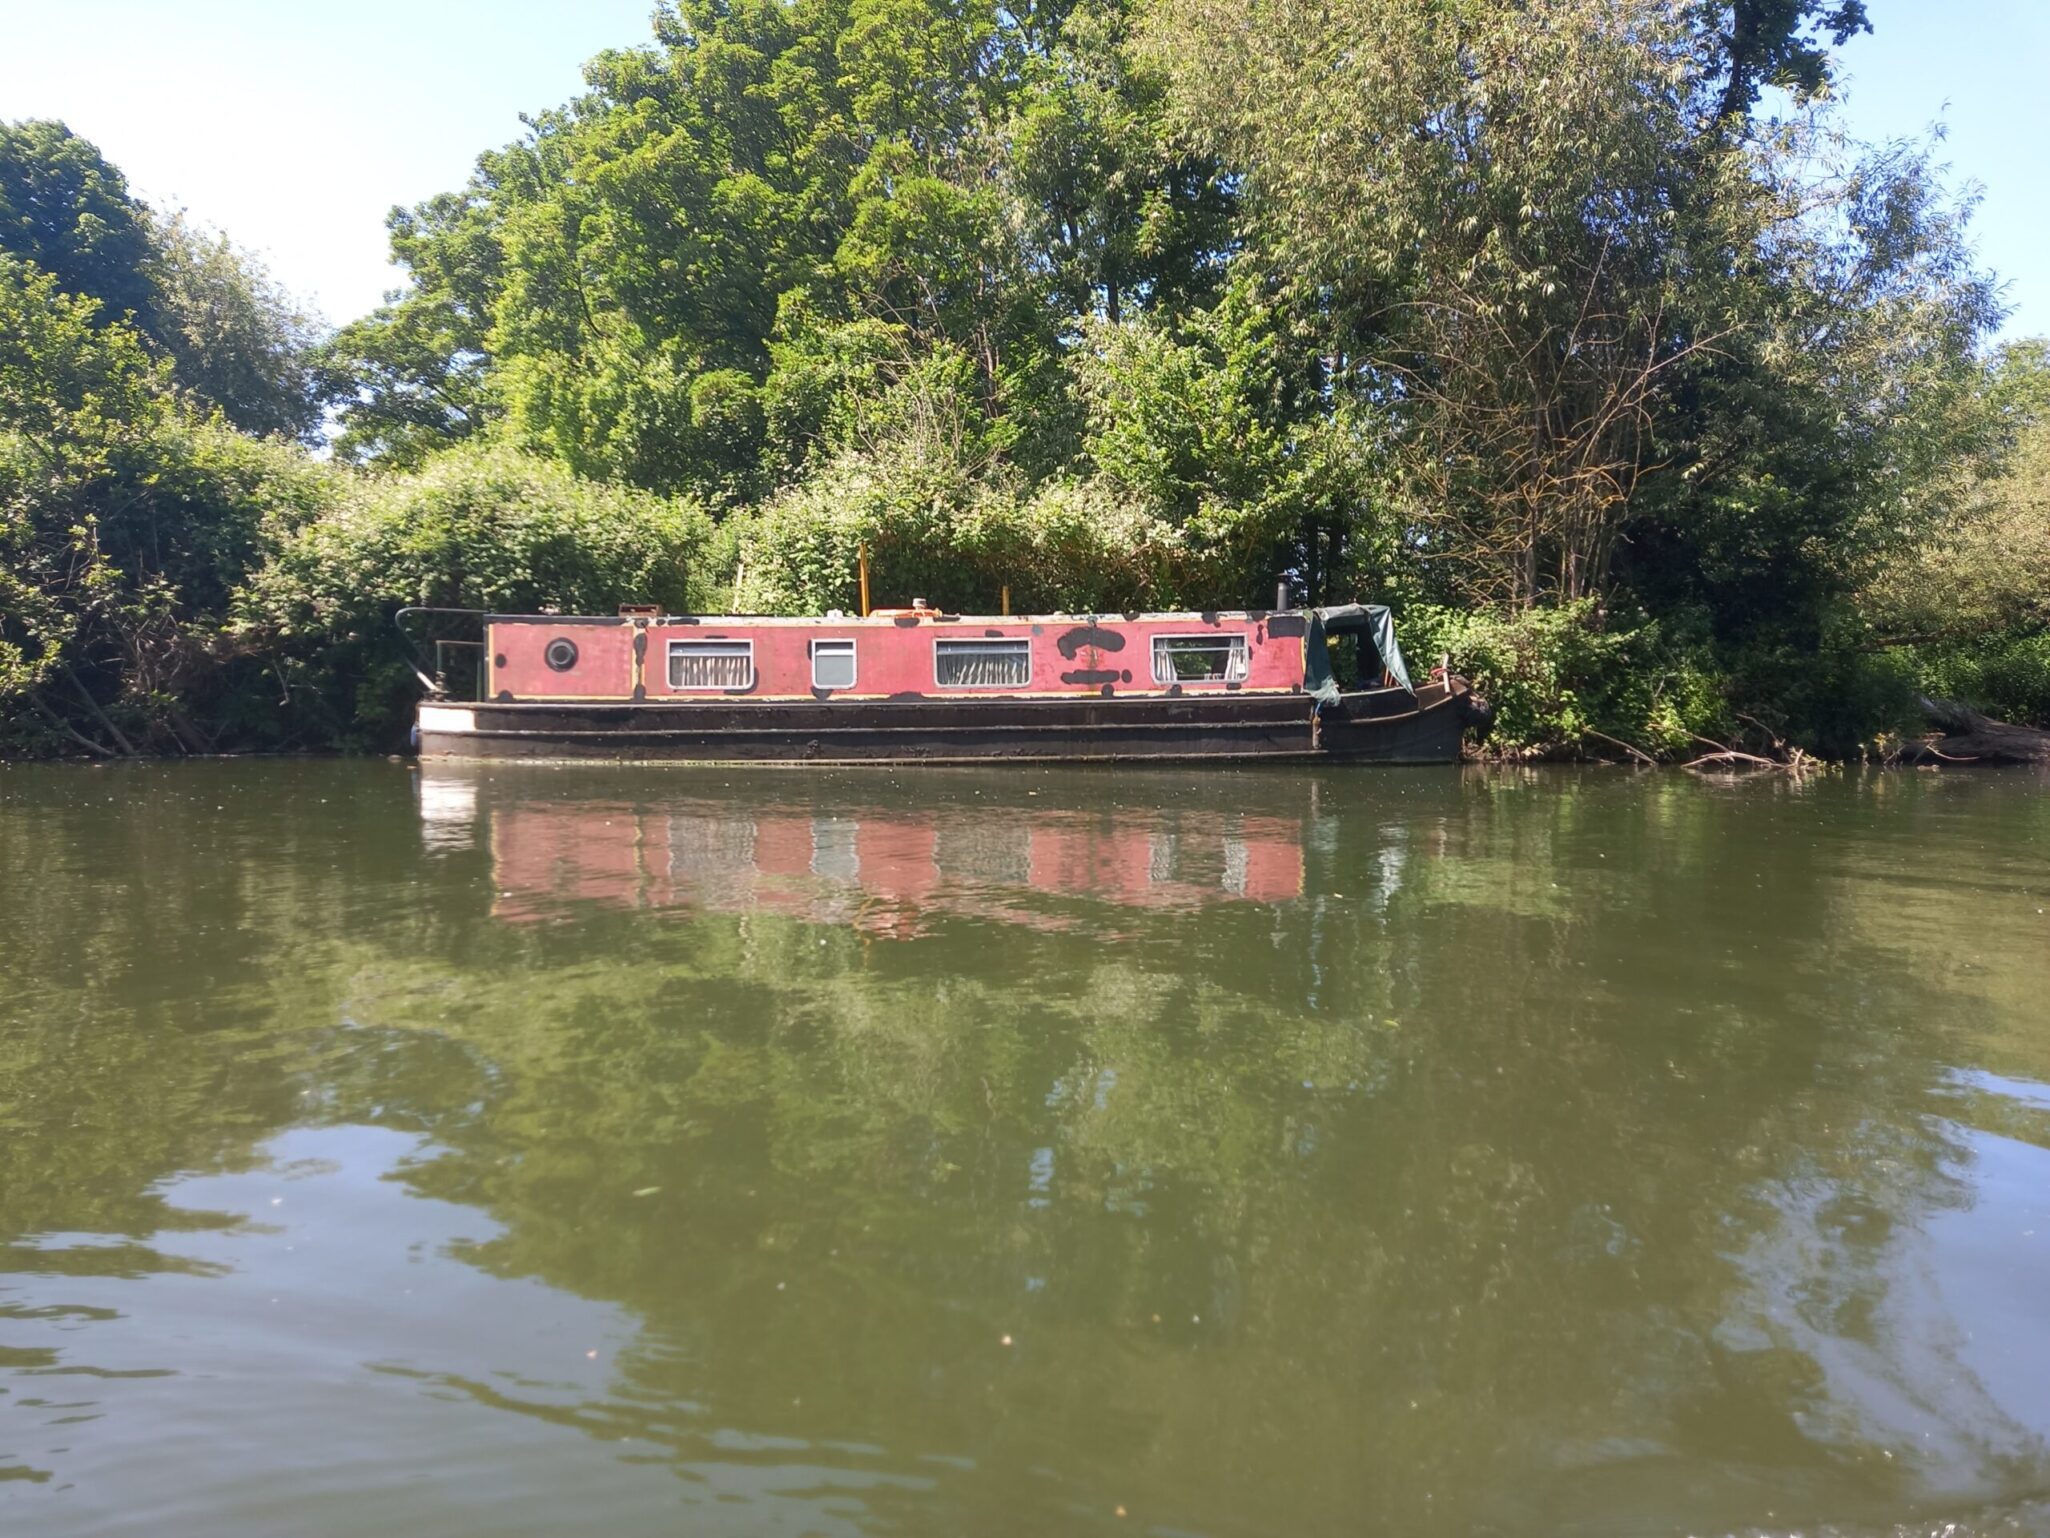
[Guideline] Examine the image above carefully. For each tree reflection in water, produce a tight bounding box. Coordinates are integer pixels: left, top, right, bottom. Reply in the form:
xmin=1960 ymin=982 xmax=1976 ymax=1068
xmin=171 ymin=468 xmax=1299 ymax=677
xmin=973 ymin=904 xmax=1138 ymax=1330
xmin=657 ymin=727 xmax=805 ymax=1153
xmin=2 ymin=762 xmax=2048 ymax=1534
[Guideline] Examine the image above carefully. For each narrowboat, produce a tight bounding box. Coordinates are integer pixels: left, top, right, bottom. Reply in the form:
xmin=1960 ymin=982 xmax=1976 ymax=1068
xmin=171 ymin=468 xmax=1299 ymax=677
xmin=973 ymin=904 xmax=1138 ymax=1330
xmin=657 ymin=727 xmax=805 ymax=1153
xmin=408 ymin=602 xmax=1487 ymax=765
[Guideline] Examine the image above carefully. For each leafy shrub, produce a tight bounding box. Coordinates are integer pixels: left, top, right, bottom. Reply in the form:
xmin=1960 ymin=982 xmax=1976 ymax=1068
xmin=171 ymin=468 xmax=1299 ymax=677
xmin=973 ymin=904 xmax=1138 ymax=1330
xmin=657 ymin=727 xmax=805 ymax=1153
xmin=1897 ymin=629 xmax=2050 ymax=728
xmin=235 ymin=443 xmax=720 ymax=748
xmin=729 ymin=449 xmax=1194 ymax=617
xmin=0 ymin=255 xmax=342 ymax=755
xmin=1400 ymin=600 xmax=1729 ymax=758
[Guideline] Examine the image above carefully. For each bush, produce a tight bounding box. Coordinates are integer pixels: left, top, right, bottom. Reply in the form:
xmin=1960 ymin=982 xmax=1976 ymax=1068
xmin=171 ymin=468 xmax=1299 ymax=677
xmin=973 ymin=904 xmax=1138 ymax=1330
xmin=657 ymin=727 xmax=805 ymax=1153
xmin=729 ymin=451 xmax=1193 ymax=617
xmin=1896 ymin=629 xmax=2050 ymax=728
xmin=234 ymin=443 xmax=721 ymax=748
xmin=0 ymin=254 xmax=344 ymax=755
xmin=1400 ymin=600 xmax=1730 ymax=758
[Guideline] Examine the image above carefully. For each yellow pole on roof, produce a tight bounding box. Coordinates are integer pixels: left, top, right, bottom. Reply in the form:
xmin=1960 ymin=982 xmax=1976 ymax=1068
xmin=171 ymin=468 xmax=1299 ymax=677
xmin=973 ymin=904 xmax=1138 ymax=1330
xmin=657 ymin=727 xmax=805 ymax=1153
xmin=1000 ymin=584 xmax=1010 ymax=617
xmin=858 ymin=543 xmax=871 ymax=617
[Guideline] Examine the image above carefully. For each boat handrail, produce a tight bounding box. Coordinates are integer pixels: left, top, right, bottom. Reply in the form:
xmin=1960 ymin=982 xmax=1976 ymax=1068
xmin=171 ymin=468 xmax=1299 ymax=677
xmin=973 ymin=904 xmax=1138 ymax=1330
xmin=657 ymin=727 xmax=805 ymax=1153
xmin=395 ymin=607 xmax=488 ymax=698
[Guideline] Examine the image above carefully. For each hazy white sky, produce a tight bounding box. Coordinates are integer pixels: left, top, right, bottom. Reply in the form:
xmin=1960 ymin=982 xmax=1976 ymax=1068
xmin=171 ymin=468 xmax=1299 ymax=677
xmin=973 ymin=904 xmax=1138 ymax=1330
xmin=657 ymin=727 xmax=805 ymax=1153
xmin=1 ymin=0 xmax=2044 ymax=336
xmin=0 ymin=0 xmax=654 ymax=323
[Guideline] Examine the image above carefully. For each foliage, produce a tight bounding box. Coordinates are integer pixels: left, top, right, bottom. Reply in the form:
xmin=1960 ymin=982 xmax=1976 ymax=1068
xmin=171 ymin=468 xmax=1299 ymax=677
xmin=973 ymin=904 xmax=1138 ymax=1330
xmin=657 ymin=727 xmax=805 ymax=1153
xmin=234 ymin=442 xmax=719 ymax=748
xmin=151 ymin=211 xmax=324 ymax=440
xmin=1853 ymin=340 xmax=2050 ymax=729
xmin=1402 ymin=599 xmax=1729 ymax=757
xmin=1703 ymin=0 xmax=1871 ymax=121
xmin=728 ymin=453 xmax=1180 ymax=618
xmin=1142 ymin=0 xmax=1995 ymax=615
xmin=0 ymin=120 xmax=158 ymax=330
xmin=2 ymin=118 xmax=325 ymax=440
xmin=1891 ymin=633 xmax=2050 ymax=730
xmin=316 ymin=0 xmax=1232 ymax=506
xmin=1076 ymin=272 xmax=1400 ymax=605
xmin=0 ymin=255 xmax=337 ymax=756
xmin=1863 ymin=341 xmax=2050 ymax=645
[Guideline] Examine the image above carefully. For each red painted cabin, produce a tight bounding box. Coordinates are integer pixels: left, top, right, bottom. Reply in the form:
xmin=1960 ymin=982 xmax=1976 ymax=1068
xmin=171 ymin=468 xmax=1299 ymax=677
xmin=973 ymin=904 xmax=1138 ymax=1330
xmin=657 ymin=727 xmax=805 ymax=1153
xmin=484 ymin=608 xmax=1304 ymax=704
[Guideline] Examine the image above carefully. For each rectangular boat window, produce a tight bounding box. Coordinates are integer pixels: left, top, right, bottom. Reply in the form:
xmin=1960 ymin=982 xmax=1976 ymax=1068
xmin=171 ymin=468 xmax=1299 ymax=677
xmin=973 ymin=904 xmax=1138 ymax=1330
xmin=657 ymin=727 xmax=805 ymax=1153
xmin=668 ymin=639 xmax=753 ymax=690
xmin=1153 ymin=634 xmax=1249 ymax=683
xmin=935 ymin=638 xmax=1030 ymax=688
xmin=811 ymin=638 xmax=857 ymax=691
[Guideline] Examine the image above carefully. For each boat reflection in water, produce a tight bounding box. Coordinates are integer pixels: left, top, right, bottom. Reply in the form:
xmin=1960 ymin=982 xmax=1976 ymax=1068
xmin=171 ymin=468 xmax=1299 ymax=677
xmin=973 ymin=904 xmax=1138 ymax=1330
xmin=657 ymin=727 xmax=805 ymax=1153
xmin=418 ymin=766 xmax=1321 ymax=937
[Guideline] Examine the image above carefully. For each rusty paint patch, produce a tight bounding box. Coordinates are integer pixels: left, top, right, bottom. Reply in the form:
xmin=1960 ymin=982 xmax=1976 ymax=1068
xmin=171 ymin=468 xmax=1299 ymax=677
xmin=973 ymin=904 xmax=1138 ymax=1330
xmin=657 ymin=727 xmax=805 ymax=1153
xmin=1060 ymin=668 xmax=1121 ymax=685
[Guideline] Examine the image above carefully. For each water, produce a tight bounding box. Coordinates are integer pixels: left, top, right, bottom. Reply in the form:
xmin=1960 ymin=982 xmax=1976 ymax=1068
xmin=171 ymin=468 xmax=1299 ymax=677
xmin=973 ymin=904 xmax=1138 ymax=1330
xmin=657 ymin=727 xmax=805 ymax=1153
xmin=3 ymin=760 xmax=2049 ymax=1537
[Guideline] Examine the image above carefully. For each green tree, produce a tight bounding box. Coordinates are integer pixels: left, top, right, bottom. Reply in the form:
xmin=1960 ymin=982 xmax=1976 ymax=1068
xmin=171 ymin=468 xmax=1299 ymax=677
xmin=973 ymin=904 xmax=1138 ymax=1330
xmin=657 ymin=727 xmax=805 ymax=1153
xmin=318 ymin=0 xmax=1236 ymax=506
xmin=1000 ymin=2 xmax=1233 ymax=329
xmin=0 ymin=256 xmax=335 ymax=756
xmin=1077 ymin=271 xmax=1393 ymax=603
xmin=1145 ymin=0 xmax=1773 ymax=605
xmin=0 ymin=120 xmax=158 ymax=329
xmin=1857 ymin=340 xmax=2050 ymax=725
xmin=2 ymin=120 xmax=325 ymax=441
xmin=153 ymin=211 xmax=323 ymax=440
xmin=314 ymin=187 xmax=504 ymax=466
xmin=1700 ymin=0 xmax=1871 ymax=124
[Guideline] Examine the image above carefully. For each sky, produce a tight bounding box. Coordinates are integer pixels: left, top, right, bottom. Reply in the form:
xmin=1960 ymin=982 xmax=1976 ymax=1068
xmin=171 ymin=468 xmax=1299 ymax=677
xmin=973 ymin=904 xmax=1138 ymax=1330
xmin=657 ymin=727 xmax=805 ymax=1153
xmin=1 ymin=0 xmax=2044 ymax=337
xmin=0 ymin=0 xmax=655 ymax=323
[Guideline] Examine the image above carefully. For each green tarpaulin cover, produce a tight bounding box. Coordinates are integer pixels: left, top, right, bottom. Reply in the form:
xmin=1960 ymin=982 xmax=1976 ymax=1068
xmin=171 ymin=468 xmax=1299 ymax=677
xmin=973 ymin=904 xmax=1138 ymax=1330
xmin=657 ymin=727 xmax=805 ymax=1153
xmin=1303 ymin=604 xmax=1414 ymax=706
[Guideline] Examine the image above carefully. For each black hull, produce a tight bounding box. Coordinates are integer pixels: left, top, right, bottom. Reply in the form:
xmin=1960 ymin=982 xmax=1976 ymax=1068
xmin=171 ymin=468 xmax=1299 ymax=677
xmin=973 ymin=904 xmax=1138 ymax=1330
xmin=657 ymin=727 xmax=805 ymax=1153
xmin=416 ymin=683 xmax=1476 ymax=765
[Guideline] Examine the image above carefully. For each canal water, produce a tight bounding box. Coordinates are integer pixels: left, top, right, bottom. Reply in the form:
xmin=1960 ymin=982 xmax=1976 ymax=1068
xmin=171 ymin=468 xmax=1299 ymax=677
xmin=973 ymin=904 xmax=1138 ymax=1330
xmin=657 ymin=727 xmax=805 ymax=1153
xmin=2 ymin=760 xmax=2048 ymax=1536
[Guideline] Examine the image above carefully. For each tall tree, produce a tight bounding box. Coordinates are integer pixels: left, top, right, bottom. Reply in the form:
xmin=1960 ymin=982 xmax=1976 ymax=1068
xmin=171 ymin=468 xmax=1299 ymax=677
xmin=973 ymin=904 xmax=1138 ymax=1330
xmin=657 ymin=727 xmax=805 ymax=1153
xmin=1698 ymin=0 xmax=1871 ymax=125
xmin=0 ymin=120 xmax=158 ymax=329
xmin=320 ymin=0 xmax=1235 ymax=499
xmin=1142 ymin=0 xmax=1991 ymax=613
xmin=2 ymin=120 xmax=324 ymax=440
xmin=315 ymin=188 xmax=503 ymax=466
xmin=153 ymin=211 xmax=324 ymax=440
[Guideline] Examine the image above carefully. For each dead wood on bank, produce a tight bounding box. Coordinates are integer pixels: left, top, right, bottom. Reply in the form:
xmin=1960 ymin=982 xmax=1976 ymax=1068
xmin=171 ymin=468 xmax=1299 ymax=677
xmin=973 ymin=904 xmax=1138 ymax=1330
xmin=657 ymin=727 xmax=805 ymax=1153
xmin=1902 ymin=697 xmax=2050 ymax=765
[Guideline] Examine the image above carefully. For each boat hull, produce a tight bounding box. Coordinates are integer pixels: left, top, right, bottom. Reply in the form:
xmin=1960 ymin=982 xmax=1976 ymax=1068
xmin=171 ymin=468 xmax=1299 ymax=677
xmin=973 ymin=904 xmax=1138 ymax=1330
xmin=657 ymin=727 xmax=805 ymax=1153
xmin=416 ymin=683 xmax=1477 ymax=765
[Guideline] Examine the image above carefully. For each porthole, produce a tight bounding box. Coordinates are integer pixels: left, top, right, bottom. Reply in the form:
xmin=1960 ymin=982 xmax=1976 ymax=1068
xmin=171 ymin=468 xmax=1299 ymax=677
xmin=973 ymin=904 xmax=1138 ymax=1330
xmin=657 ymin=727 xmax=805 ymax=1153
xmin=544 ymin=637 xmax=579 ymax=672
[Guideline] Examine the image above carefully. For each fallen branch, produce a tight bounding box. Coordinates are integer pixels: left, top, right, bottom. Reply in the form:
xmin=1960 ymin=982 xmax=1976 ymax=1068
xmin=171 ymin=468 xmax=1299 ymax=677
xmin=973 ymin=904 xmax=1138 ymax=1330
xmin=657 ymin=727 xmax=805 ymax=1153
xmin=1907 ymin=697 xmax=2050 ymax=765
xmin=1682 ymin=748 xmax=1784 ymax=773
xmin=1580 ymin=727 xmax=1657 ymax=766
xmin=23 ymin=688 xmax=114 ymax=757
xmin=61 ymin=663 xmax=137 ymax=757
